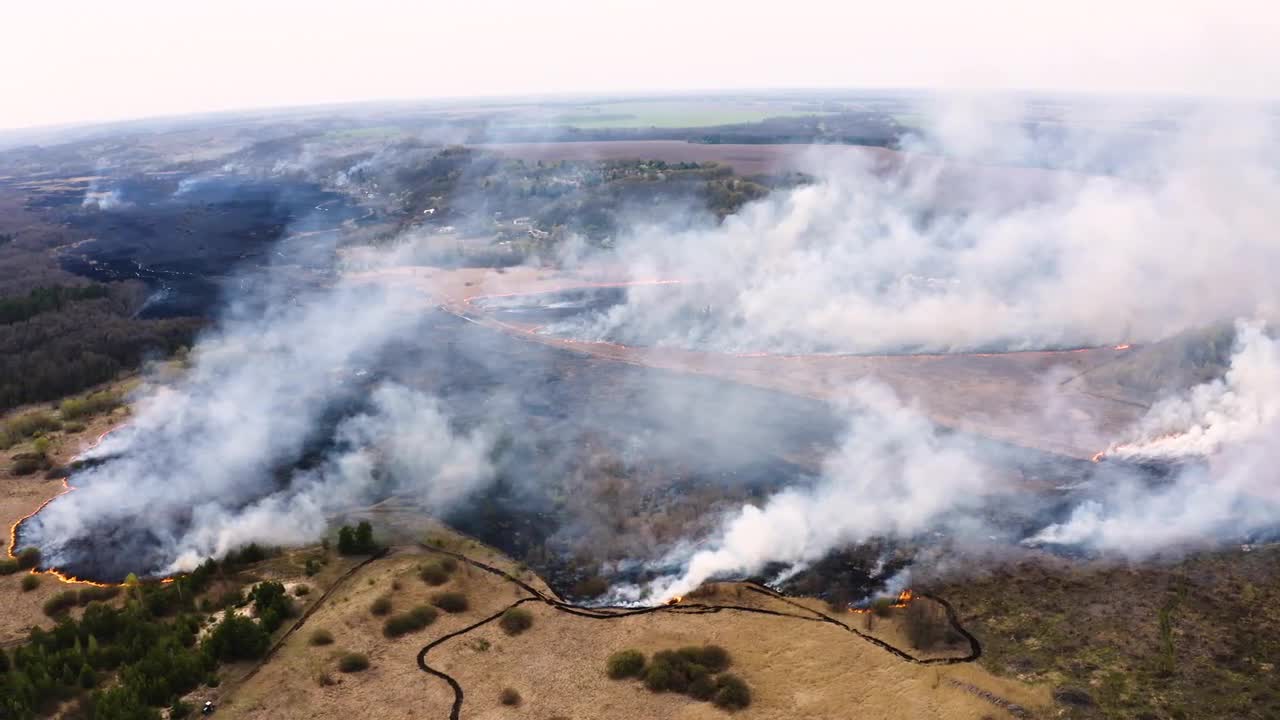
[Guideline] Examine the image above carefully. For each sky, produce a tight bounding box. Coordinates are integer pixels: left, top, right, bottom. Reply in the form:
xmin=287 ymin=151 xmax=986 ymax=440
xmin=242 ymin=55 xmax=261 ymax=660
xmin=2 ymin=0 xmax=1277 ymax=130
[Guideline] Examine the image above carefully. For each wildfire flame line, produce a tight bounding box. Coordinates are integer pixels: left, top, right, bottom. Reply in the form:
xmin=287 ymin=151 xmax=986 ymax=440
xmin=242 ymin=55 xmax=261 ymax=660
xmin=6 ymin=427 xmax=137 ymax=587
xmin=847 ymin=589 xmax=915 ymax=614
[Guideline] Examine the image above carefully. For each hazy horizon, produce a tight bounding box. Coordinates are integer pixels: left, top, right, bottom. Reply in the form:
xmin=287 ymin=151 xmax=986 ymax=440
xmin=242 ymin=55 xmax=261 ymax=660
xmin=3 ymin=0 xmax=1277 ymax=132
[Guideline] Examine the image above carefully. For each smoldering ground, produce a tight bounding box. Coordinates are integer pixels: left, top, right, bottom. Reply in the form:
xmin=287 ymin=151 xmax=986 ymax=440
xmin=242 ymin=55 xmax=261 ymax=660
xmin=16 ymin=98 xmax=1280 ymax=603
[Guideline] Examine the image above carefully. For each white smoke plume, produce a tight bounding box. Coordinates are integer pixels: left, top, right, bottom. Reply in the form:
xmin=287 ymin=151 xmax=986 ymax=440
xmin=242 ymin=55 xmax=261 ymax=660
xmin=1030 ymin=319 xmax=1280 ymax=555
xmin=627 ymin=380 xmax=997 ymax=603
xmin=25 ymin=276 xmax=496 ymax=576
xmin=1109 ymin=319 xmax=1280 ymax=459
xmin=555 ymin=109 xmax=1280 ymax=356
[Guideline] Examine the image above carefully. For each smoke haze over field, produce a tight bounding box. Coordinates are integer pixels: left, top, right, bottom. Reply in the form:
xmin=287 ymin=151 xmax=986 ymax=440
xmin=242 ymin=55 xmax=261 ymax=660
xmin=22 ymin=277 xmax=498 ymax=577
xmin=624 ymin=380 xmax=999 ymax=602
xmin=13 ymin=92 xmax=1280 ymax=596
xmin=556 ymin=111 xmax=1280 ymax=355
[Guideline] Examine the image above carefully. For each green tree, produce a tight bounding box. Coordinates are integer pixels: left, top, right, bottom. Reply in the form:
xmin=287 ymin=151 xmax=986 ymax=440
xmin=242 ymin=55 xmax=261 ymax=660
xmin=354 ymin=521 xmax=374 ymax=552
xmin=337 ymin=526 xmax=356 ymax=555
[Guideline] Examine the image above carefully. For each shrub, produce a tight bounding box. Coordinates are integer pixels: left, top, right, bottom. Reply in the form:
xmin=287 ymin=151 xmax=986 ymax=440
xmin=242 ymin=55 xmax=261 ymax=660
xmin=499 ymin=688 xmax=522 ymax=706
xmin=294 ymin=584 xmax=311 ymax=596
xmin=337 ymin=652 xmax=369 ymax=673
xmin=43 ymin=590 xmax=80 ymax=616
xmin=643 ymin=658 xmax=675 ymax=692
xmin=499 ymin=607 xmax=533 ymax=636
xmin=17 ymin=547 xmax=43 ymax=570
xmin=432 ymin=592 xmax=468 ymax=613
xmin=11 ymin=455 xmax=44 ymax=475
xmin=677 ymin=645 xmax=730 ymax=673
xmin=606 ymin=649 xmax=646 ymax=679
xmin=60 ymin=391 xmax=122 ymax=420
xmin=77 ymin=585 xmax=119 ymax=605
xmin=316 ymin=671 xmax=337 ymax=687
xmin=713 ymin=673 xmax=751 ymax=711
xmin=370 ymin=596 xmax=393 ymax=616
xmin=170 ymin=700 xmax=192 ymax=719
xmin=419 ymin=561 xmax=450 ymax=586
xmin=309 ymin=629 xmax=335 ymax=646
xmin=304 ymin=558 xmax=320 ymax=576
xmin=21 ymin=574 xmax=40 ymax=592
xmin=689 ymin=674 xmax=717 ymax=701
xmin=0 ymin=559 xmax=18 ymax=575
xmin=62 ymin=421 xmax=86 ymax=434
xmin=383 ymin=605 xmax=438 ymax=638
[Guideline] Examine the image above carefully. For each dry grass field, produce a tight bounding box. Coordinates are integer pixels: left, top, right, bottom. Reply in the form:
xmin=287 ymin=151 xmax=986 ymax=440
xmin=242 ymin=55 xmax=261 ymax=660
xmin=215 ymin=527 xmax=1050 ymax=720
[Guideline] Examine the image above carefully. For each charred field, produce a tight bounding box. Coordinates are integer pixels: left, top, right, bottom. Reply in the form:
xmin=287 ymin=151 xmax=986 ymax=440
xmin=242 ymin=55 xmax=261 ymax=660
xmin=14 ymin=305 xmax=1174 ymax=605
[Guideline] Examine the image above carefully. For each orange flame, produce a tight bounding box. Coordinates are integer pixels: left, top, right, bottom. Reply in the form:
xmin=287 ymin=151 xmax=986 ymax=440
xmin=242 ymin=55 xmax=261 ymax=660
xmin=1113 ymin=344 xmax=1132 ymax=351
xmin=6 ymin=426 xmax=168 ymax=587
xmin=847 ymin=589 xmax=914 ymax=614
xmin=1091 ymin=451 xmax=1106 ymax=463
xmin=666 ymin=596 xmax=682 ymax=606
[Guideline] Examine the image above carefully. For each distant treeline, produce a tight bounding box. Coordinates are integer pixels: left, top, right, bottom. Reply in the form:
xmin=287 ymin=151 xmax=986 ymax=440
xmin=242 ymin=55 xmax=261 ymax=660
xmin=467 ymin=111 xmax=904 ymax=149
xmin=0 ymin=284 xmax=109 ymax=325
xmin=0 ymin=283 xmax=199 ymax=412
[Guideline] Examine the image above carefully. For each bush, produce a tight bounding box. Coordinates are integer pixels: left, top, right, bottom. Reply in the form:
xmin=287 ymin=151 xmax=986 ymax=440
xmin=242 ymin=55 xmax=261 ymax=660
xmin=21 ymin=574 xmax=40 ymax=592
xmin=337 ymin=652 xmax=370 ymax=673
xmin=606 ymin=649 xmax=646 ymax=679
xmin=316 ymin=671 xmax=336 ymax=687
xmin=678 ymin=645 xmax=730 ymax=673
xmin=77 ymin=585 xmax=119 ymax=605
xmin=304 ymin=558 xmax=320 ymax=576
xmin=309 ymin=629 xmax=335 ymax=646
xmin=170 ymin=700 xmax=192 ymax=719
xmin=713 ymin=673 xmax=751 ymax=711
xmin=499 ymin=687 xmax=522 ymax=706
xmin=11 ymin=455 xmax=44 ymax=475
xmin=383 ymin=605 xmax=438 ymax=638
xmin=418 ymin=561 xmax=451 ymax=586
xmin=643 ymin=659 xmax=675 ymax=692
xmin=0 ymin=559 xmax=18 ymax=575
xmin=499 ymin=607 xmax=533 ymax=636
xmin=689 ymin=674 xmax=717 ymax=701
xmin=432 ymin=592 xmax=468 ymax=613
xmin=294 ymin=584 xmax=311 ymax=596
xmin=43 ymin=590 xmax=80 ymax=616
xmin=60 ymin=391 xmax=121 ymax=420
xmin=370 ymin=596 xmax=393 ymax=616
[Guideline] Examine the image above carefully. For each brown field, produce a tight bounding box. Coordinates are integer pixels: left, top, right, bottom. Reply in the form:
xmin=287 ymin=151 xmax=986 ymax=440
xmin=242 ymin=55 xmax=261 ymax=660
xmin=216 ymin=528 xmax=1049 ymax=720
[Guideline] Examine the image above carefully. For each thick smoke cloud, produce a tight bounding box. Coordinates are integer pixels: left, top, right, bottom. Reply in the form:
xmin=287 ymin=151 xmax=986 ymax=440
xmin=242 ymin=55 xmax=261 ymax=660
xmin=622 ymin=380 xmax=999 ymax=603
xmin=555 ymin=110 xmax=1280 ymax=355
xmin=1031 ymin=320 xmax=1280 ymax=555
xmin=25 ymin=275 xmax=496 ymax=576
xmin=1109 ymin=319 xmax=1280 ymax=459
